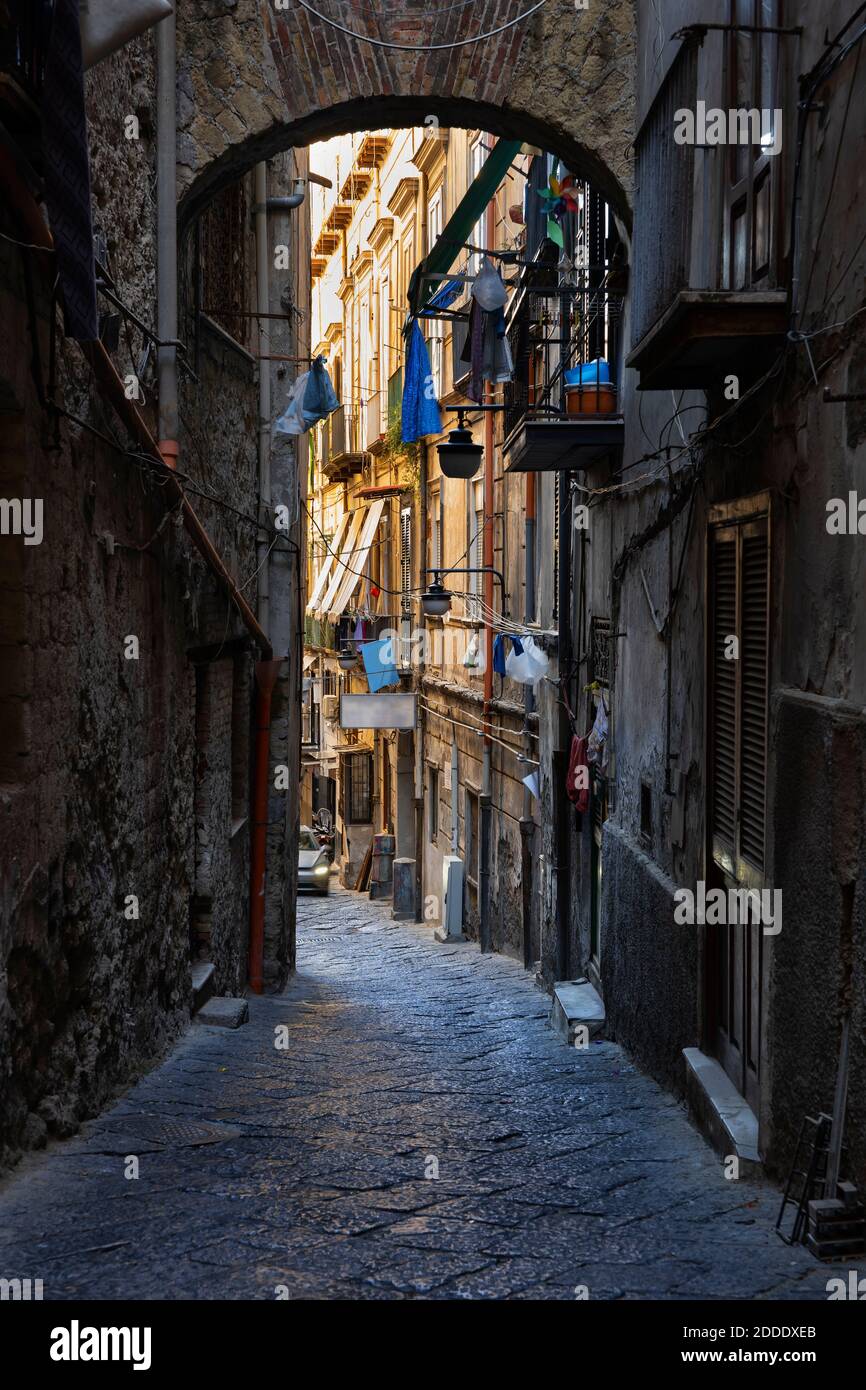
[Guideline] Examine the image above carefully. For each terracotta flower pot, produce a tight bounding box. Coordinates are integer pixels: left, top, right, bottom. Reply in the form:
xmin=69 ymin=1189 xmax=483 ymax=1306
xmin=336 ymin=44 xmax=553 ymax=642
xmin=565 ymin=384 xmax=618 ymax=416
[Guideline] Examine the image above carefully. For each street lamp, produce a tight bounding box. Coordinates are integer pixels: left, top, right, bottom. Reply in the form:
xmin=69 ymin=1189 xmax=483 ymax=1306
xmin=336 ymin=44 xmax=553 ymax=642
xmin=420 ymin=577 xmax=453 ymax=617
xmin=436 ymin=409 xmax=483 ymax=479
xmin=421 ymin=567 xmax=508 ymax=619
xmin=337 ymin=644 xmax=358 ymax=671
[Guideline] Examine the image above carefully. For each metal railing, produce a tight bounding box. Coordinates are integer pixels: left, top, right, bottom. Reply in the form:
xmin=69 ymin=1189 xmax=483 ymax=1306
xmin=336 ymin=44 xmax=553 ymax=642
xmin=631 ymin=37 xmax=699 ymax=346
xmin=503 ymin=276 xmax=625 ymax=439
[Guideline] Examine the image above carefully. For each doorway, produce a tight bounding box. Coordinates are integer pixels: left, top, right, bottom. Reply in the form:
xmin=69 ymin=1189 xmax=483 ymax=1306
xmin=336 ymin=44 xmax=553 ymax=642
xmin=705 ymin=499 xmax=770 ymax=1111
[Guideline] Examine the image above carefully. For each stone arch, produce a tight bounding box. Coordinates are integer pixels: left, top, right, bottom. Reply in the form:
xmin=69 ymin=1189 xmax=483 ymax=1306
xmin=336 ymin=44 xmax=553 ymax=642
xmin=177 ymin=0 xmax=635 ymax=228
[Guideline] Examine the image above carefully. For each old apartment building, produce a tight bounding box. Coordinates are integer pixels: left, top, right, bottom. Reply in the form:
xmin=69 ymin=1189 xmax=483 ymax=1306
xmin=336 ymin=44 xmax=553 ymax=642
xmin=0 ymin=6 xmax=309 ymax=1167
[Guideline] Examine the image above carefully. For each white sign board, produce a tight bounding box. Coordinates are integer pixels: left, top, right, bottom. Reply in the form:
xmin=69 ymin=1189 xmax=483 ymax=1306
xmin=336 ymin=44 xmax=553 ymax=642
xmin=340 ymin=693 xmax=417 ymax=730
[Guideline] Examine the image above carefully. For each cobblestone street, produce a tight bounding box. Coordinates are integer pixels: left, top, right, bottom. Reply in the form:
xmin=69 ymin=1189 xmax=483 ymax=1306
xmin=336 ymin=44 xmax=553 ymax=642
xmin=0 ymin=888 xmax=841 ymax=1300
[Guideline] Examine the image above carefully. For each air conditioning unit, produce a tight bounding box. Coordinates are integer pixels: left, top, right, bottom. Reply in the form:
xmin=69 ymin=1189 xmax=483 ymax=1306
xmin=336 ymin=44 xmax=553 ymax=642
xmin=322 ymin=695 xmax=339 ymax=722
xmin=437 ymin=855 xmax=465 ymax=942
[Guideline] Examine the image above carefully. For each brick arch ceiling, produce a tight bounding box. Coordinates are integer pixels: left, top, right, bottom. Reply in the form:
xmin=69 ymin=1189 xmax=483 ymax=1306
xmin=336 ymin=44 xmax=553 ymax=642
xmin=177 ymin=0 xmax=635 ymax=230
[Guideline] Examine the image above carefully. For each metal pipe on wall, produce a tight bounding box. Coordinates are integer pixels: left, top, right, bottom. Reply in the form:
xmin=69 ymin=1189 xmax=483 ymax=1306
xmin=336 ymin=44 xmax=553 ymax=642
xmin=555 ymin=472 xmax=574 ymax=982
xmin=155 ymin=7 xmax=178 ymax=466
xmin=254 ymin=162 xmax=271 ymax=634
xmin=520 ymin=472 xmax=537 ymax=967
xmin=479 ymin=184 xmax=496 ymax=953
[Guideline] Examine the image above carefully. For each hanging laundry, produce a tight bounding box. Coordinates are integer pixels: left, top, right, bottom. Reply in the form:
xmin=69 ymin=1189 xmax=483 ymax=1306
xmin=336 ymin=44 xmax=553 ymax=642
xmin=361 ymin=638 xmax=399 ymax=694
xmin=401 ymin=320 xmax=442 ymax=442
xmin=492 ymin=633 xmax=507 ymax=676
xmin=566 ymin=734 xmax=590 ymax=812
xmin=480 ymin=306 xmax=515 ymax=386
xmin=274 ymin=356 xmax=338 ymax=436
xmin=42 ymin=0 xmax=99 ymax=341
xmin=505 ymin=634 xmax=548 ymax=686
xmin=586 ymin=692 xmax=609 ymax=771
xmin=471 ymin=257 xmax=507 ymax=312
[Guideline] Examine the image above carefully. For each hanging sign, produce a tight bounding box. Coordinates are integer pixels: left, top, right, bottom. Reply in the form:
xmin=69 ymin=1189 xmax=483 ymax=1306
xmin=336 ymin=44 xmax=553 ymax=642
xmin=340 ymin=694 xmax=416 ymax=730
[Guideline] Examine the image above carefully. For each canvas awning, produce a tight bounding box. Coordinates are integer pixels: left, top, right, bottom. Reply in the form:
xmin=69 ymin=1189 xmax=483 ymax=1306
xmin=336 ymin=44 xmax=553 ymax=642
xmin=325 ymin=498 xmax=386 ymax=620
xmin=306 ymin=511 xmax=350 ymax=616
xmin=408 ymin=138 xmax=523 ymax=317
xmin=315 ymin=508 xmax=366 ymax=618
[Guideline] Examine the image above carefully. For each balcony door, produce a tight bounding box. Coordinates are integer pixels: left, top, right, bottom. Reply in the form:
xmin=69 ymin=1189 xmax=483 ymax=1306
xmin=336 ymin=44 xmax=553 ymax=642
xmin=706 ymin=502 xmax=770 ymax=1112
xmin=723 ymin=0 xmax=782 ymax=291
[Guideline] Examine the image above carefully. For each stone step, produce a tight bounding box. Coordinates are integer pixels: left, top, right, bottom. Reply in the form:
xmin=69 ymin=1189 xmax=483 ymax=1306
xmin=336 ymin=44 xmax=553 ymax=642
xmin=683 ymin=1047 xmax=761 ymax=1175
xmin=550 ymin=978 xmax=606 ymax=1045
xmin=190 ymin=961 xmax=215 ymax=1015
xmin=194 ymin=997 xmax=249 ymax=1029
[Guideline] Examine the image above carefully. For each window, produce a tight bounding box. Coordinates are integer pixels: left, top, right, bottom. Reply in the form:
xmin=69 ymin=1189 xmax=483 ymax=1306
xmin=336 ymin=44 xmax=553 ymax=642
xmin=708 ymin=506 xmax=769 ymax=883
xmin=723 ymin=0 xmax=780 ymax=290
xmin=345 ymin=751 xmax=373 ymax=824
xmin=466 ymin=479 xmax=485 ymax=622
xmin=426 ymin=190 xmax=444 ymax=397
xmin=428 ymin=765 xmax=439 ymax=844
xmin=469 ymin=138 xmax=487 ymax=274
xmin=429 ymin=486 xmax=442 ymax=575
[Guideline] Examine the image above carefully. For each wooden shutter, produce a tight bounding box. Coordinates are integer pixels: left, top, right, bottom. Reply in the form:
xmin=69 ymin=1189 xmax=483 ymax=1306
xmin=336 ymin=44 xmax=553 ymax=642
xmin=739 ymin=526 xmax=768 ymax=868
xmin=709 ymin=514 xmax=769 ymax=883
xmin=400 ymin=507 xmax=412 ymax=613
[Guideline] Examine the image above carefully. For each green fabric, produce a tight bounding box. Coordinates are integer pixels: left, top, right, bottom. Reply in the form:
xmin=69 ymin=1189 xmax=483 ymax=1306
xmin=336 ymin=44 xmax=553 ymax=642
xmin=408 ymin=138 xmax=523 ymax=316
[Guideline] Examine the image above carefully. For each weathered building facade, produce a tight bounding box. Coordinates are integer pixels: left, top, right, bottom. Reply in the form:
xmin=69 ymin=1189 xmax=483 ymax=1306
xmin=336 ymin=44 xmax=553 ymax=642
xmin=0 ymin=8 xmax=309 ymax=1168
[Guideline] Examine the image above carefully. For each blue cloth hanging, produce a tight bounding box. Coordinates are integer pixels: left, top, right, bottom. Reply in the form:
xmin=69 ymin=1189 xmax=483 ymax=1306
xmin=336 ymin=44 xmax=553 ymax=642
xmin=493 ymin=633 xmax=507 ymax=676
xmin=401 ymin=320 xmax=442 ymax=443
xmin=361 ymin=638 xmax=400 ymax=693
xmin=510 ymin=636 xmax=524 ymax=656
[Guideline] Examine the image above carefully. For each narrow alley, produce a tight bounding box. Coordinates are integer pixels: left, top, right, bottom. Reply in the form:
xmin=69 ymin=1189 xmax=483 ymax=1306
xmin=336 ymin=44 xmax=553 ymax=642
xmin=0 ymin=888 xmax=833 ymax=1301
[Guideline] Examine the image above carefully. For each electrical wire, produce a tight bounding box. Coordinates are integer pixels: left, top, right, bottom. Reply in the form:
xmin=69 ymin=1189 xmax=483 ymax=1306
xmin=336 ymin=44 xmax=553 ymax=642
xmin=418 ymin=696 xmax=538 ymax=763
xmin=294 ymin=0 xmax=550 ymax=52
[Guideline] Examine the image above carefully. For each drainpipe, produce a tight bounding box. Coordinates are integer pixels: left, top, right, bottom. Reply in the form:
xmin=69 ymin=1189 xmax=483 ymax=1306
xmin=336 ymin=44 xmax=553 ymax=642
xmin=520 ymin=472 xmax=537 ymax=967
xmin=479 ymin=188 xmax=496 ymax=953
xmin=155 ymin=7 xmax=178 ymax=469
xmin=248 ymin=657 xmax=282 ymax=993
xmin=555 ymin=473 xmax=573 ymax=982
xmin=254 ymin=163 xmax=272 ymax=635
xmin=450 ymin=735 xmax=459 ymax=852
xmin=248 ymin=165 xmax=307 ymax=993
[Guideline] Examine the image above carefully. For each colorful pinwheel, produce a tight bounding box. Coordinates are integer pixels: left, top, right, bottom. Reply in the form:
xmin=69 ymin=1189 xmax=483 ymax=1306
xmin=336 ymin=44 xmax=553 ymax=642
xmin=537 ymin=171 xmax=582 ymax=248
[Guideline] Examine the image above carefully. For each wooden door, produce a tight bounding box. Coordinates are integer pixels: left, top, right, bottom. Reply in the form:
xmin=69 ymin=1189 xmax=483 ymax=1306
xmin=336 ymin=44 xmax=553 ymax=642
xmin=707 ymin=511 xmax=769 ymax=1111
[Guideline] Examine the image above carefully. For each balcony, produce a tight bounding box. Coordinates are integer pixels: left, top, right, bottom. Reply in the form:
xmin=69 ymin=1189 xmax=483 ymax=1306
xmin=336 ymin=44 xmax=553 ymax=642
xmin=626 ymin=35 xmax=788 ymax=391
xmin=502 ymin=275 xmax=626 ymax=474
xmin=320 ymin=407 xmax=366 ymax=482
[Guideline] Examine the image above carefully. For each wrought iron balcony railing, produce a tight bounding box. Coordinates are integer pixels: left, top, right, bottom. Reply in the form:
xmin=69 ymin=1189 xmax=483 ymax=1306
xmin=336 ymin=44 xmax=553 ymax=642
xmin=503 ymin=275 xmax=625 ymax=442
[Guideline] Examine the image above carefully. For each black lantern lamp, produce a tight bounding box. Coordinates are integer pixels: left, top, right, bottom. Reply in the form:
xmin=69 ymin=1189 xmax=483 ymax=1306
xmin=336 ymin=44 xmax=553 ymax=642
xmin=420 ymin=576 xmax=453 ymax=617
xmin=337 ymin=643 xmax=358 ymax=671
xmin=436 ymin=410 xmax=483 ymax=480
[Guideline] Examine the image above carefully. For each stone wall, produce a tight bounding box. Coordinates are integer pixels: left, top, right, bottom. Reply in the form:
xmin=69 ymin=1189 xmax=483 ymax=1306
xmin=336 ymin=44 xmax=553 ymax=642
xmin=0 ymin=28 xmax=306 ymax=1168
xmin=175 ymin=0 xmax=636 ymax=226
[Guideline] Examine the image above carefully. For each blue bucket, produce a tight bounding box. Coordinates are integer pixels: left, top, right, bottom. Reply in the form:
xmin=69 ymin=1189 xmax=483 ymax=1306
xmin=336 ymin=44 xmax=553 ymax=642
xmin=564 ymin=357 xmax=611 ymax=388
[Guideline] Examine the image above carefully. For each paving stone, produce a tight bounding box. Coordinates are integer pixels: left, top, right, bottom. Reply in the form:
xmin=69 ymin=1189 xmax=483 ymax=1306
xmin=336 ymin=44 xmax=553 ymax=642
xmin=0 ymin=885 xmax=862 ymax=1300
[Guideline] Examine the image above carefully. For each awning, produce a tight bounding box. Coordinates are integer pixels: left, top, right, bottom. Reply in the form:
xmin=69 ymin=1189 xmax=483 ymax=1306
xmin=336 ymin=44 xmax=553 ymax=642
xmin=316 ymin=508 xmax=366 ymax=618
xmin=302 ymin=652 xmax=317 ymax=671
xmin=408 ymin=138 xmax=523 ymax=317
xmin=326 ymin=498 xmax=386 ymax=620
xmin=306 ymin=511 xmax=350 ymax=616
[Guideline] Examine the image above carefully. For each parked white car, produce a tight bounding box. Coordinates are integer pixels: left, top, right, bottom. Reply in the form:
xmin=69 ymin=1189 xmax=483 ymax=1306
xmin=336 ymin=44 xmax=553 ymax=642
xmin=298 ymin=826 xmax=330 ymax=896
